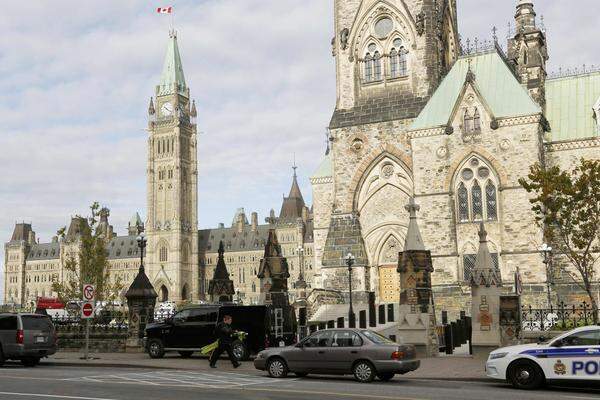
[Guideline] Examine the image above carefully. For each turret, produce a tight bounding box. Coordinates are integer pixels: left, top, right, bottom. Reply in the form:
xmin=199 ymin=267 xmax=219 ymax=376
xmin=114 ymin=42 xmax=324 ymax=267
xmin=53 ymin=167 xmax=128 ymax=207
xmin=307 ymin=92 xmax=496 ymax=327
xmin=507 ymin=0 xmax=548 ymax=109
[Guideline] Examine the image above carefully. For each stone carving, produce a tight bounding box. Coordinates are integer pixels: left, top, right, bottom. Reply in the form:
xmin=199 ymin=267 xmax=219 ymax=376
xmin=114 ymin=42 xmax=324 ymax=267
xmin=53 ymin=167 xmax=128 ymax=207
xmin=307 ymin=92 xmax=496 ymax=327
xmin=415 ymin=12 xmax=426 ymax=36
xmin=381 ymin=236 xmax=400 ymax=263
xmin=351 ymin=138 xmax=364 ymax=152
xmin=381 ymin=164 xmax=395 ymax=179
xmin=340 ymin=28 xmax=349 ymax=50
xmin=499 ymin=139 xmax=511 ymax=151
xmin=436 ymin=146 xmax=448 ymax=159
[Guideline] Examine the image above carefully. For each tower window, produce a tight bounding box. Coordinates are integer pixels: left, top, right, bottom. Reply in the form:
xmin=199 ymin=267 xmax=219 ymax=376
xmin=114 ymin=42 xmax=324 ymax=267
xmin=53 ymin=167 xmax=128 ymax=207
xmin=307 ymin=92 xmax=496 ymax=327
xmin=389 ymin=38 xmax=408 ymax=79
xmin=159 ymin=246 xmax=168 ymax=262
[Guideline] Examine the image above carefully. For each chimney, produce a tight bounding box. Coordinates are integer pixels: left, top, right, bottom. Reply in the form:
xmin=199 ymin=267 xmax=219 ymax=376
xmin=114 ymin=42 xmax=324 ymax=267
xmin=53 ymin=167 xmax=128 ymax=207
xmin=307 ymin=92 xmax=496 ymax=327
xmin=218 ymin=223 xmax=225 ymax=229
xmin=251 ymin=212 xmax=258 ymax=232
xmin=28 ymin=230 xmax=36 ymax=245
xmin=301 ymin=206 xmax=308 ymax=222
xmin=237 ymin=213 xmax=245 ymax=234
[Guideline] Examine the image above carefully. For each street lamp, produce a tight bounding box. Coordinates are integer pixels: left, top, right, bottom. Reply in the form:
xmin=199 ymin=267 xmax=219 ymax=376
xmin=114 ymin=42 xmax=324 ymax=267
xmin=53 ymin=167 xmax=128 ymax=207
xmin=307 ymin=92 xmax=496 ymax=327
xmin=345 ymin=253 xmax=356 ymax=328
xmin=136 ymin=233 xmax=147 ymax=273
xmin=296 ymin=246 xmax=307 ymax=290
xmin=540 ymin=243 xmax=553 ymax=308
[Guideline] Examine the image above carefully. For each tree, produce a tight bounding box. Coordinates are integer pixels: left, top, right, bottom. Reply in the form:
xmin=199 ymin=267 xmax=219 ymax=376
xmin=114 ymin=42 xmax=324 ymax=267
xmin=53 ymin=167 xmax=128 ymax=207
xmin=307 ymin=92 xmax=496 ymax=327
xmin=519 ymin=159 xmax=600 ymax=323
xmin=52 ymin=202 xmax=123 ymax=304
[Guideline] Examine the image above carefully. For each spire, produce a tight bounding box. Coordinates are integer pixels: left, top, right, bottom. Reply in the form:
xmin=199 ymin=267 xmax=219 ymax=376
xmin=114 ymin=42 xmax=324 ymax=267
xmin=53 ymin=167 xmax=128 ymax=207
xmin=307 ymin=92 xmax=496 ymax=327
xmin=515 ymin=0 xmax=537 ymax=33
xmin=213 ymin=241 xmax=231 ymax=280
xmin=403 ymin=197 xmax=425 ymax=251
xmin=148 ymin=97 xmax=155 ymax=115
xmin=190 ymin=100 xmax=197 ymax=117
xmin=279 ymin=165 xmax=306 ymax=222
xmin=470 ymin=222 xmax=502 ymax=287
xmin=288 ymin=165 xmax=303 ymax=199
xmin=157 ymin=31 xmax=187 ymax=96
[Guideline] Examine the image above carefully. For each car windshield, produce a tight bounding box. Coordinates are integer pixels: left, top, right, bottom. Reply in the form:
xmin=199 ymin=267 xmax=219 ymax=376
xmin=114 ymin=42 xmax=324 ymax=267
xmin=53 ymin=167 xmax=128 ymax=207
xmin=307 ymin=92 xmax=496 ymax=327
xmin=361 ymin=330 xmax=395 ymax=345
xmin=22 ymin=316 xmax=53 ymax=331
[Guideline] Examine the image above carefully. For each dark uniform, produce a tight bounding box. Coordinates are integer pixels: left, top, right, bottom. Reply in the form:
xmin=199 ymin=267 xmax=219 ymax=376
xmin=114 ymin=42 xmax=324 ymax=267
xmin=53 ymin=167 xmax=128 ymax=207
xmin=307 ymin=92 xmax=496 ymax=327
xmin=209 ymin=321 xmax=240 ymax=368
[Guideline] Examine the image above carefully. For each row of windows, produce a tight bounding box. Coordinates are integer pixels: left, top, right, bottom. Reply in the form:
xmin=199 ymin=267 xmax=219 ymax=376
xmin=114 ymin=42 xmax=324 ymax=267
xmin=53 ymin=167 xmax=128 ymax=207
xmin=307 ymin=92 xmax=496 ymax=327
xmin=362 ymin=39 xmax=408 ymax=83
xmin=156 ymin=137 xmax=175 ymax=155
xmin=463 ymin=108 xmax=482 ymax=133
xmin=158 ymin=169 xmax=174 ymax=180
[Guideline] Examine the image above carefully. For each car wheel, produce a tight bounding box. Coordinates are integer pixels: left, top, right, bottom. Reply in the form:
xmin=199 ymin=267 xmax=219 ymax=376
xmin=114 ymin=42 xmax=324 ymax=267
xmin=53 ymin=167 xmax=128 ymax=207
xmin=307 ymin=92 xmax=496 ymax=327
xmin=232 ymin=340 xmax=248 ymax=361
xmin=508 ymin=360 xmax=545 ymax=390
xmin=147 ymin=339 xmax=165 ymax=359
xmin=21 ymin=357 xmax=40 ymax=367
xmin=294 ymin=372 xmax=308 ymax=377
xmin=353 ymin=360 xmax=376 ymax=383
xmin=178 ymin=351 xmax=193 ymax=358
xmin=377 ymin=372 xmax=395 ymax=381
xmin=267 ymin=357 xmax=288 ymax=378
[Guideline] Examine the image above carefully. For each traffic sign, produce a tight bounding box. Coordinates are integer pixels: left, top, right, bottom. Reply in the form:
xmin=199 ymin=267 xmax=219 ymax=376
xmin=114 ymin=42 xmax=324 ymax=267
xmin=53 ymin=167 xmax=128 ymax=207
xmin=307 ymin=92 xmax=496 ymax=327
xmin=83 ymin=284 xmax=95 ymax=301
xmin=81 ymin=302 xmax=94 ymax=319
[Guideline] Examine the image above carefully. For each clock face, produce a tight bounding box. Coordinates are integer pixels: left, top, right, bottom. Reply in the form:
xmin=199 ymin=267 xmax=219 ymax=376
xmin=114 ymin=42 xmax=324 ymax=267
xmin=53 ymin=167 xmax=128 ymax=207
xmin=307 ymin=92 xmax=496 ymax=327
xmin=161 ymin=102 xmax=173 ymax=116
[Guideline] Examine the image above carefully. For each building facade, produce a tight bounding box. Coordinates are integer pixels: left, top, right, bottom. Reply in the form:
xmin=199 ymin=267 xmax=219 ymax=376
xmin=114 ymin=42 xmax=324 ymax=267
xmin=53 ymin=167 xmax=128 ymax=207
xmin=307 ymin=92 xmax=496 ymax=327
xmin=311 ymin=0 xmax=600 ymax=315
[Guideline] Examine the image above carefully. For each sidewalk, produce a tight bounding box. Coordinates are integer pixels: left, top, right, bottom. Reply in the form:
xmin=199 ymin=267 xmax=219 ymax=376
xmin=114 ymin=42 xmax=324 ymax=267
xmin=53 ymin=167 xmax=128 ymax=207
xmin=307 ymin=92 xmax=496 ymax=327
xmin=44 ymin=351 xmax=490 ymax=381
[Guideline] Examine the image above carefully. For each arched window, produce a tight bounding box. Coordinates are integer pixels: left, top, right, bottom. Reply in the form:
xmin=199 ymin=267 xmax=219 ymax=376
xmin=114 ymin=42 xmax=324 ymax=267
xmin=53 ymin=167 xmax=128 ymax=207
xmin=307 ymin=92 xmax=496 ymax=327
xmin=464 ymin=110 xmax=473 ymax=133
xmin=473 ymin=109 xmax=481 ymax=132
xmin=159 ymin=246 xmax=168 ymax=262
xmin=390 ymin=48 xmax=398 ymax=78
xmin=486 ymin=180 xmax=498 ymax=220
xmin=457 ymin=183 xmax=469 ymax=222
xmin=472 ymin=181 xmax=483 ymax=221
xmin=399 ymin=48 xmax=407 ymax=76
xmin=364 ymin=53 xmax=373 ymax=82
xmin=373 ymin=51 xmax=382 ymax=81
xmin=455 ymin=157 xmax=499 ymax=223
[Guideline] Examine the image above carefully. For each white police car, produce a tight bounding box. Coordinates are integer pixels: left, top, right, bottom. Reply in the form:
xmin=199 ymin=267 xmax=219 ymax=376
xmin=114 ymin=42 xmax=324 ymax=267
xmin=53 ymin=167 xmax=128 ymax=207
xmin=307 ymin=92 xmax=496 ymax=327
xmin=486 ymin=326 xmax=600 ymax=389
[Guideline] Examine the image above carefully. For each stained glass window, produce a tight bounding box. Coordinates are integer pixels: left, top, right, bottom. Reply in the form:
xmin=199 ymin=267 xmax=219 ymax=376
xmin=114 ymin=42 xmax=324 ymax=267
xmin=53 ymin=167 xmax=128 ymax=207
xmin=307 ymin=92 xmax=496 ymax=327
xmin=458 ymin=182 xmax=469 ymax=222
xmin=486 ymin=180 xmax=498 ymax=221
xmin=472 ymin=181 xmax=483 ymax=220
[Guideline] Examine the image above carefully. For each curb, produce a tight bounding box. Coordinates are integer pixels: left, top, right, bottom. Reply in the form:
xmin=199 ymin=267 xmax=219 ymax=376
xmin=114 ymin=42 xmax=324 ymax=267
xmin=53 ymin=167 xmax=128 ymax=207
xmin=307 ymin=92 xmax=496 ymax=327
xmin=42 ymin=361 xmax=493 ymax=383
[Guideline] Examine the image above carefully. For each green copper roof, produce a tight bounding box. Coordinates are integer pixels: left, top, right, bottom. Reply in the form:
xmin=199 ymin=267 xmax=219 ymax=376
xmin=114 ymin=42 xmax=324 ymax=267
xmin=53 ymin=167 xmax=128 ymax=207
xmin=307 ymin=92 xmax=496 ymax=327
xmin=411 ymin=51 xmax=541 ymax=130
xmin=158 ymin=32 xmax=187 ymax=96
xmin=311 ymin=152 xmax=332 ymax=179
xmin=546 ymin=72 xmax=600 ymax=141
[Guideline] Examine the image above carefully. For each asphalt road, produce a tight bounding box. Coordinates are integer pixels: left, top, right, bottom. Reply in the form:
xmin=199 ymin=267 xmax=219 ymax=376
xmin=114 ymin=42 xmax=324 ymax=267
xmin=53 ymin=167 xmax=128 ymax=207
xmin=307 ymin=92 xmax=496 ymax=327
xmin=0 ymin=362 xmax=599 ymax=400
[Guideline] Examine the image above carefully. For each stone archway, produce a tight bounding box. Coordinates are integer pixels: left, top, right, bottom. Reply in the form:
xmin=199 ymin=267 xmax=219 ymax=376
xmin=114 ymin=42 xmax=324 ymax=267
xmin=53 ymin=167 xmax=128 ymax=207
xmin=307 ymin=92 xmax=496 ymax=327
xmin=354 ymin=153 xmax=412 ymax=298
xmin=159 ymin=285 xmax=169 ymax=302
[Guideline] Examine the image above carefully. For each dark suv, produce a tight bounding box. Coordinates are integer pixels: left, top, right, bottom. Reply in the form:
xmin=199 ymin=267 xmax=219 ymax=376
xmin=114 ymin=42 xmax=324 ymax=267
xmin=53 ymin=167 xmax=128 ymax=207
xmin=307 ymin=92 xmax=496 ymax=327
xmin=144 ymin=305 xmax=281 ymax=360
xmin=0 ymin=313 xmax=57 ymax=367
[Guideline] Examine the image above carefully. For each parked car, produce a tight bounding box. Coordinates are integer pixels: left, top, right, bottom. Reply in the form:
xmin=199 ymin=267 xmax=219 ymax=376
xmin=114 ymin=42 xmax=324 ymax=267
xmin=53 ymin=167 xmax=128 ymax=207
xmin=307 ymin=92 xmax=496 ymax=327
xmin=254 ymin=328 xmax=419 ymax=383
xmin=0 ymin=313 xmax=57 ymax=367
xmin=144 ymin=304 xmax=276 ymax=360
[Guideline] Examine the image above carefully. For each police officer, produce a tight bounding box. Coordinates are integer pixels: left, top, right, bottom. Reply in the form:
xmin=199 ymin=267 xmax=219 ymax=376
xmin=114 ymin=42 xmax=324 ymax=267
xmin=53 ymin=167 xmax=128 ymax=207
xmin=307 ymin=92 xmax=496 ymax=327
xmin=209 ymin=315 xmax=241 ymax=368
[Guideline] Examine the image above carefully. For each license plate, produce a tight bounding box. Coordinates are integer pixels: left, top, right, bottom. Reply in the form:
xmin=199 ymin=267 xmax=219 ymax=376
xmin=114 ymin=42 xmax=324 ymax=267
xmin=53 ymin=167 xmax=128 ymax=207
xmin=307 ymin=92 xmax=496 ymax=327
xmin=36 ymin=336 xmax=46 ymax=343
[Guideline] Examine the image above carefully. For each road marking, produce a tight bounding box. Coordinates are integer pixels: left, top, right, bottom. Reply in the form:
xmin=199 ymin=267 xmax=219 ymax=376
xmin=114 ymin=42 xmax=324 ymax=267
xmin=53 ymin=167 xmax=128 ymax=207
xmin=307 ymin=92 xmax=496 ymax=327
xmin=0 ymin=392 xmax=119 ymax=400
xmin=238 ymin=387 xmax=425 ymax=400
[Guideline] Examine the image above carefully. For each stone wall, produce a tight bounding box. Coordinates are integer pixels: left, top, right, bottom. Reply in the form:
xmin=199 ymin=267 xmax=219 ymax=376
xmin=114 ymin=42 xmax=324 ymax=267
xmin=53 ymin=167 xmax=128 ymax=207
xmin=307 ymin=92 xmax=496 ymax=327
xmin=57 ymin=330 xmax=128 ymax=353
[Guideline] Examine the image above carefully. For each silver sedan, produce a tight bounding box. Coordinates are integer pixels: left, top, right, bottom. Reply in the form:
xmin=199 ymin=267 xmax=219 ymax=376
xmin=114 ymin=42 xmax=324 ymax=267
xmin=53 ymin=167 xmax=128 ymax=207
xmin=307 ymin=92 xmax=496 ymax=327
xmin=254 ymin=328 xmax=420 ymax=383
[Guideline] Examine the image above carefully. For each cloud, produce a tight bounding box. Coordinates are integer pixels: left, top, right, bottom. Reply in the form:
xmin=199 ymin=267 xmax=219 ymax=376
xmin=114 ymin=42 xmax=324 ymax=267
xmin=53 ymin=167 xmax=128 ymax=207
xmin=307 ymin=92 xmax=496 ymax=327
xmin=1 ymin=0 xmax=598 ymax=302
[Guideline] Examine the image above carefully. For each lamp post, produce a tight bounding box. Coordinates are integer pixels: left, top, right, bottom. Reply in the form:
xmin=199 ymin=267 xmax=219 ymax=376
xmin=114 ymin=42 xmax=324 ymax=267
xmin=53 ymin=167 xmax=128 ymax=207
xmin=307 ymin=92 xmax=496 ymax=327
xmin=540 ymin=243 xmax=553 ymax=308
xmin=345 ymin=253 xmax=355 ymax=328
xmin=296 ymin=246 xmax=307 ymax=291
xmin=136 ymin=233 xmax=147 ymax=273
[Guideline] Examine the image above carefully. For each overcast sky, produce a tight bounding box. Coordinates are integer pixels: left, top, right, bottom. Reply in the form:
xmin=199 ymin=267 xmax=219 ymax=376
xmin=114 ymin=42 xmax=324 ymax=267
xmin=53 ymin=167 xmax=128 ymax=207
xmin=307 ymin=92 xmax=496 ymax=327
xmin=1 ymin=0 xmax=598 ymax=302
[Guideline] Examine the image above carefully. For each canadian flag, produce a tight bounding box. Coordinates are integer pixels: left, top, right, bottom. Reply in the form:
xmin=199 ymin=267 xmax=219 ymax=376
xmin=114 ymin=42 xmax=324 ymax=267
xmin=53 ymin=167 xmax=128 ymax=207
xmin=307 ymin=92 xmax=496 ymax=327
xmin=157 ymin=7 xmax=173 ymax=14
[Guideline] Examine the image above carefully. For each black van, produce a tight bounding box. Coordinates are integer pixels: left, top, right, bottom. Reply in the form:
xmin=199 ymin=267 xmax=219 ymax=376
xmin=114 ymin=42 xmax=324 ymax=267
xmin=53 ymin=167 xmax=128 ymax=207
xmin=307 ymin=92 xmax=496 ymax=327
xmin=144 ymin=304 xmax=292 ymax=360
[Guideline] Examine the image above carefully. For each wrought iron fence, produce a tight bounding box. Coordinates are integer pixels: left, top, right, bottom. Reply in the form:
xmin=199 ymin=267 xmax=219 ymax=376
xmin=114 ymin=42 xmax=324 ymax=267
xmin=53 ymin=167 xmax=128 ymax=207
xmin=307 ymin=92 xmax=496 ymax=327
xmin=51 ymin=309 xmax=128 ymax=333
xmin=154 ymin=309 xmax=175 ymax=323
xmin=521 ymin=301 xmax=597 ymax=332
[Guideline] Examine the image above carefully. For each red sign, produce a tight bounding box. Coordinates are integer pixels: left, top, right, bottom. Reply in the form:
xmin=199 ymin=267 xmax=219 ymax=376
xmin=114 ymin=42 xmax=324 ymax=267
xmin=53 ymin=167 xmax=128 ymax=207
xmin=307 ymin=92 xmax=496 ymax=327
xmin=36 ymin=297 xmax=65 ymax=310
xmin=82 ymin=302 xmax=94 ymax=318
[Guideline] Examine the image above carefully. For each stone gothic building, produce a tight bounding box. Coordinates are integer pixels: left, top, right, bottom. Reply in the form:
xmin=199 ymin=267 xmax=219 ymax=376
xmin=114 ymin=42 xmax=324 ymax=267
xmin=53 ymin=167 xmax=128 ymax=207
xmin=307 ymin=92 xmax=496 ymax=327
xmin=310 ymin=0 xmax=600 ymax=313
xmin=5 ymin=1 xmax=600 ymax=317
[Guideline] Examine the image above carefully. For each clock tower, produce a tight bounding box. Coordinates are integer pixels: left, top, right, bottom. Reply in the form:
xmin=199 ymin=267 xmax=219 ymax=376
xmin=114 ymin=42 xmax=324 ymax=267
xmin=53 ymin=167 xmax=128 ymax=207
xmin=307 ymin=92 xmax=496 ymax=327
xmin=145 ymin=31 xmax=199 ymax=302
